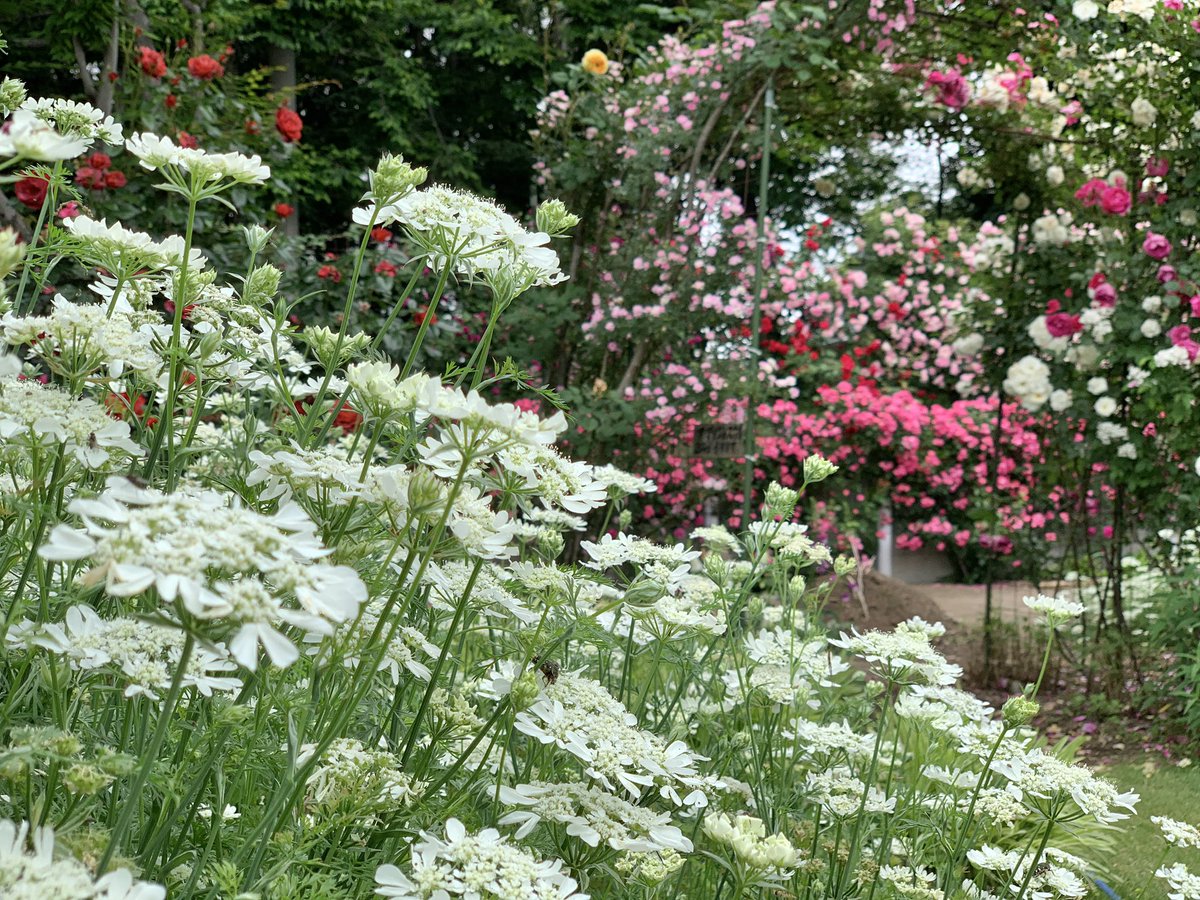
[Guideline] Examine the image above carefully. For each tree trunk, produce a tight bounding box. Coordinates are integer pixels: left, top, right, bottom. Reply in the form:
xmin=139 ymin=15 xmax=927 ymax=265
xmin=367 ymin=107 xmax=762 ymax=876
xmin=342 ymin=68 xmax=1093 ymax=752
xmin=269 ymin=43 xmax=301 ymax=238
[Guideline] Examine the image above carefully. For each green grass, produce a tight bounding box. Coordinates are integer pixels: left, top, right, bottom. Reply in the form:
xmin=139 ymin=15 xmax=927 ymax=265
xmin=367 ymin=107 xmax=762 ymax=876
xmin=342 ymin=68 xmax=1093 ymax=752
xmin=1092 ymin=757 xmax=1200 ymax=898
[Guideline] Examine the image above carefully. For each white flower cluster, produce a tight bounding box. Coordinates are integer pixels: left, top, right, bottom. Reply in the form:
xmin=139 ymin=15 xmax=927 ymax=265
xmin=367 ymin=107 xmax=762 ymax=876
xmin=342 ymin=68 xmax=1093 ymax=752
xmin=1157 ymin=862 xmax=1200 ymax=900
xmin=7 ymin=604 xmax=240 ymax=700
xmin=374 ymin=818 xmax=585 ymax=900
xmin=829 ymin=620 xmax=962 ymax=685
xmin=1154 ymin=816 xmax=1200 ymax=849
xmin=0 ymin=818 xmax=164 ymax=899
xmin=61 ymin=215 xmax=207 ymax=275
xmin=360 ymin=184 xmax=566 ymax=297
xmin=513 ymin=672 xmax=716 ymax=806
xmin=39 ymin=477 xmax=367 ymax=670
xmin=1022 ymin=593 xmax=1085 ymax=625
xmin=990 ymin=748 xmax=1139 ymax=824
xmin=300 ymin=738 xmax=424 ymax=813
xmin=499 ymin=780 xmax=692 ymax=852
xmin=125 ymin=132 xmax=270 ymax=185
xmin=0 ymin=377 xmax=140 ymax=471
xmin=1 ymin=297 xmax=161 ymax=380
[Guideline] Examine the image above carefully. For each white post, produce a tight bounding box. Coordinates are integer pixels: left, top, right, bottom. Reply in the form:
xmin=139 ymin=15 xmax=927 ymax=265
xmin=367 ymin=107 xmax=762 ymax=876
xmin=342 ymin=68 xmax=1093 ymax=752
xmin=877 ymin=500 xmax=893 ymax=577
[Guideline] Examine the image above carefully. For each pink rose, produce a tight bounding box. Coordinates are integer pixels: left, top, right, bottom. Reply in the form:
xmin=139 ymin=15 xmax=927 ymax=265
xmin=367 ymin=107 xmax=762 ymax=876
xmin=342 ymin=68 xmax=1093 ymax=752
xmin=1099 ymin=185 xmax=1131 ymax=215
xmin=1143 ymin=232 xmax=1172 ymax=260
xmin=1045 ymin=312 xmax=1083 ymax=337
xmin=1157 ymin=265 xmax=1178 ymax=285
xmin=1091 ymin=282 xmax=1117 ymax=307
xmin=1189 ymin=295 xmax=1200 ymax=318
xmin=1074 ymin=178 xmax=1108 ymax=207
xmin=925 ymin=69 xmax=970 ymax=109
xmin=1146 ymin=156 xmax=1170 ymax=177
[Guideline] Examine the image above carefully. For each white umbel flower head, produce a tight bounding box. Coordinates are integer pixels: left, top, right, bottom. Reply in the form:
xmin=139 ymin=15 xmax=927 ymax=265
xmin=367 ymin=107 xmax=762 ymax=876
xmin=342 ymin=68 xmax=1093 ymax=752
xmin=19 ymin=97 xmax=122 ymax=144
xmin=0 ymin=108 xmax=89 ymax=161
xmin=1022 ymin=594 xmax=1085 ymax=625
xmin=374 ymin=818 xmax=586 ymax=899
xmin=38 ymin=477 xmax=367 ymax=671
xmin=125 ymin=132 xmax=270 ymax=185
xmin=0 ymin=818 xmax=165 ymax=899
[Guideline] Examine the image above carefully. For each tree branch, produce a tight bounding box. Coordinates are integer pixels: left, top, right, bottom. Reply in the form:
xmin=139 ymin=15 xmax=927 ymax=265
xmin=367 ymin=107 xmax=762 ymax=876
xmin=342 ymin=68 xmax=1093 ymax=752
xmin=72 ymin=36 xmax=99 ymax=100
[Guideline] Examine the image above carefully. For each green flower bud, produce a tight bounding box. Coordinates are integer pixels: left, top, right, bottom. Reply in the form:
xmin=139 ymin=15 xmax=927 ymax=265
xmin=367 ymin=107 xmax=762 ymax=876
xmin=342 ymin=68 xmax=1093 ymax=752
xmin=369 ymin=153 xmax=427 ymax=201
xmin=833 ymin=556 xmax=856 ymax=577
xmin=803 ymin=454 xmax=839 ymax=484
xmin=0 ymin=77 xmax=27 ymax=117
xmin=764 ymin=482 xmax=800 ymax=519
xmin=301 ymin=325 xmax=371 ymax=369
xmin=242 ymin=224 xmax=274 ymax=255
xmin=535 ymin=199 xmax=580 ymax=237
xmin=536 ymin=529 xmax=565 ymax=560
xmin=0 ymin=229 xmax=25 ymax=280
xmin=1002 ymin=695 xmax=1040 ymax=727
xmin=406 ymin=468 xmax=445 ymax=515
xmin=63 ymin=763 xmax=114 ymax=796
xmin=510 ymin=671 xmax=541 ymax=711
xmin=617 ymin=509 xmax=633 ymax=531
xmin=243 ymin=263 xmax=282 ymax=307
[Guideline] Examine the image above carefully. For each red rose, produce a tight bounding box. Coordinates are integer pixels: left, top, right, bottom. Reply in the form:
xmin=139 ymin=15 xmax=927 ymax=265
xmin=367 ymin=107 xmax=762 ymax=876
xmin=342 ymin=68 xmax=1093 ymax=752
xmin=186 ymin=54 xmax=224 ymax=80
xmin=275 ymin=106 xmax=302 ymax=143
xmin=139 ymin=46 xmax=167 ymax=78
xmin=273 ymin=202 xmax=295 ymax=218
xmin=244 ymin=118 xmax=261 ymax=135
xmin=104 ymin=170 xmax=127 ymax=189
xmin=13 ymin=176 xmax=48 ymax=209
xmin=371 ymin=227 xmax=393 ymax=243
xmin=317 ymin=265 xmax=342 ymax=283
xmin=75 ymin=166 xmax=107 ymax=190
xmin=88 ymin=152 xmax=112 ymax=170
xmin=374 ymin=260 xmax=398 ymax=277
xmin=333 ymin=403 xmax=362 ymax=435
xmin=177 ymin=131 xmax=198 ymax=149
xmin=164 ymin=93 xmax=178 ymax=109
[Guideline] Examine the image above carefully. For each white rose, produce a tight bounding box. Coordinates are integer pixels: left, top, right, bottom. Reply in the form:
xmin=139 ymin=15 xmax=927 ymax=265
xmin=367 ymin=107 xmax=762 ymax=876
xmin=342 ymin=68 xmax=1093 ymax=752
xmin=952 ymin=332 xmax=985 ymax=357
xmin=1094 ymin=396 xmax=1117 ymax=417
xmin=1073 ymin=0 xmax=1099 ymax=19
xmin=1180 ymin=209 xmax=1198 ymax=227
xmin=813 ymin=177 xmax=836 ymax=198
xmin=1049 ymin=389 xmax=1073 ymax=412
xmin=1013 ymin=193 xmax=1031 ymax=211
xmin=1087 ymin=377 xmax=1108 ymax=395
xmin=1131 ymin=97 xmax=1157 ymax=127
xmin=1117 ymin=442 xmax=1137 ymax=460
xmin=1142 ymin=295 xmax=1162 ymax=313
xmin=1046 ymin=165 xmax=1065 ymax=187
xmin=1141 ymin=319 xmax=1162 ymax=338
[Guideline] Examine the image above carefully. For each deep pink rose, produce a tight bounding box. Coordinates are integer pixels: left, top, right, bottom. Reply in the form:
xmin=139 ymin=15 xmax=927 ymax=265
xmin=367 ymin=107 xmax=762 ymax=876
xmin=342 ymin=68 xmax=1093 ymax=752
xmin=1091 ymin=282 xmax=1117 ymax=307
xmin=1157 ymin=265 xmax=1178 ymax=285
xmin=925 ymin=69 xmax=970 ymax=109
xmin=1074 ymin=178 xmax=1108 ymax=207
xmin=1099 ymin=185 xmax=1131 ymax=215
xmin=1143 ymin=232 xmax=1172 ymax=260
xmin=1190 ymin=295 xmax=1200 ymax=318
xmin=1169 ymin=325 xmax=1200 ymax=360
xmin=1146 ymin=157 xmax=1170 ymax=177
xmin=1045 ymin=312 xmax=1083 ymax=337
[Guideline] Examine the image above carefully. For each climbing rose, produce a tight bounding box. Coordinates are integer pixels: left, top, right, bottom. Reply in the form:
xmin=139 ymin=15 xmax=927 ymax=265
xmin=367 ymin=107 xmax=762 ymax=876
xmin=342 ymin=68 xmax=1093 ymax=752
xmin=139 ymin=47 xmax=167 ymax=78
xmin=581 ymin=49 xmax=609 ymax=75
xmin=1099 ymin=185 xmax=1131 ymax=215
xmin=275 ymin=106 xmax=302 ymax=143
xmin=187 ymin=54 xmax=224 ymax=80
xmin=925 ymin=69 xmax=970 ymax=109
xmin=1143 ymin=232 xmax=1172 ymax=260
xmin=13 ymin=176 xmax=48 ymax=209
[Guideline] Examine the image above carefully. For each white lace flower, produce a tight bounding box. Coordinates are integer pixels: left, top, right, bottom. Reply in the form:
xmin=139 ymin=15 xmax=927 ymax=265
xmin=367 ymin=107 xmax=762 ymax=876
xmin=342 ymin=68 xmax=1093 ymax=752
xmin=0 ymin=108 xmax=89 ymax=160
xmin=20 ymin=97 xmax=122 ymax=144
xmin=1 ymin=297 xmax=161 ymax=380
xmin=829 ymin=625 xmax=962 ymax=686
xmin=989 ymin=748 xmax=1138 ymax=824
xmin=8 ymin=605 xmax=240 ymax=700
xmin=0 ymin=377 xmax=140 ymax=470
xmin=38 ymin=477 xmax=367 ymax=671
xmin=0 ymin=818 xmax=165 ymax=899
xmin=61 ymin=215 xmax=207 ymax=275
xmin=590 ymin=464 xmax=657 ymax=498
xmin=374 ymin=818 xmax=585 ymax=900
xmin=1153 ymin=816 xmax=1200 ymax=849
xmin=1022 ymin=594 xmax=1085 ymax=624
xmin=514 ymin=672 xmax=717 ymax=807
xmin=499 ymin=781 xmax=691 ymax=853
xmin=300 ymin=738 xmax=424 ymax=814
xmin=1157 ymin=862 xmax=1200 ymax=900
xmin=125 ymin=132 xmax=269 ymax=185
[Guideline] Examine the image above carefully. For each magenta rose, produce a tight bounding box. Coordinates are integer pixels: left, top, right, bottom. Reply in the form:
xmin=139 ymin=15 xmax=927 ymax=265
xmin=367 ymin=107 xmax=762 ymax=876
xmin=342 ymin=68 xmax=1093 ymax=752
xmin=1143 ymin=232 xmax=1172 ymax=260
xmin=1099 ymin=185 xmax=1131 ymax=215
xmin=1146 ymin=157 xmax=1170 ymax=178
xmin=1157 ymin=265 xmax=1178 ymax=285
xmin=1045 ymin=312 xmax=1084 ymax=337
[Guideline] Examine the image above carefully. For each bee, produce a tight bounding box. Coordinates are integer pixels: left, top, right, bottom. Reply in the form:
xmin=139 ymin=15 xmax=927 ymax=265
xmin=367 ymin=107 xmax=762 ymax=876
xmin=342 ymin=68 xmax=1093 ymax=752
xmin=531 ymin=655 xmax=560 ymax=686
xmin=1030 ymin=862 xmax=1052 ymax=879
xmin=87 ymin=432 xmax=99 ymax=450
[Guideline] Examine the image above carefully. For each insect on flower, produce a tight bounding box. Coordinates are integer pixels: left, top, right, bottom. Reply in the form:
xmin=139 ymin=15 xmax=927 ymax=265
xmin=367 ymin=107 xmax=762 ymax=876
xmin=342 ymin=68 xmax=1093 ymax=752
xmin=531 ymin=655 xmax=560 ymax=685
